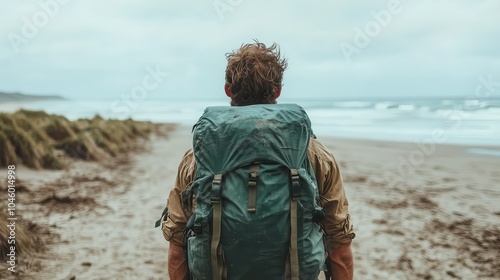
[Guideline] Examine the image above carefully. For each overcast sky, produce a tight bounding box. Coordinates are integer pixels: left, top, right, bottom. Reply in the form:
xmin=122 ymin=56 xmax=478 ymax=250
xmin=1 ymin=0 xmax=499 ymax=101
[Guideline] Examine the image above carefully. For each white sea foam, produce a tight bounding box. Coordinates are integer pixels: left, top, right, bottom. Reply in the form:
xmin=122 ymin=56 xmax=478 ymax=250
xmin=1 ymin=98 xmax=499 ymax=146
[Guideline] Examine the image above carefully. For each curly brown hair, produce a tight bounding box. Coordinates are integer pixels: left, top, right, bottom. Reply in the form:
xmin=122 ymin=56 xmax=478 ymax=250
xmin=225 ymin=41 xmax=288 ymax=106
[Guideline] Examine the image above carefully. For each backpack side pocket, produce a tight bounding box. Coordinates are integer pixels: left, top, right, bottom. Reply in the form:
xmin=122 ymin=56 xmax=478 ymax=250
xmin=187 ymin=215 xmax=212 ymax=279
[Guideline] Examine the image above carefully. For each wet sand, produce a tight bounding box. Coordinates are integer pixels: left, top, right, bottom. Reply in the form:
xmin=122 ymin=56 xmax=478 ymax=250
xmin=2 ymin=125 xmax=499 ymax=279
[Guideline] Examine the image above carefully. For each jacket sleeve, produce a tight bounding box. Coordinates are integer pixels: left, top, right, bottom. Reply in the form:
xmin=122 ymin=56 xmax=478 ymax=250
xmin=162 ymin=149 xmax=196 ymax=246
xmin=308 ymin=138 xmax=355 ymax=245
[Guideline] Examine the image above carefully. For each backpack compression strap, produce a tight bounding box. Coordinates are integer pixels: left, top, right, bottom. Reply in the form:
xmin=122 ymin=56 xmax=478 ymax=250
xmin=210 ymin=169 xmax=301 ymax=280
xmin=211 ymin=174 xmax=227 ymax=280
xmin=290 ymin=168 xmax=301 ymax=280
xmin=247 ymin=164 xmax=260 ymax=212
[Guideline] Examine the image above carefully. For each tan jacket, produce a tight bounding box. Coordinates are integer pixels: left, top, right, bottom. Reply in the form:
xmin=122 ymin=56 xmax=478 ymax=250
xmin=162 ymin=138 xmax=355 ymax=247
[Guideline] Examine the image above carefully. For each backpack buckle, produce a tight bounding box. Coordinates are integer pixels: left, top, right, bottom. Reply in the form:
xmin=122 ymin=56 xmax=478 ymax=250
xmin=248 ymin=173 xmax=258 ymax=183
xmin=248 ymin=167 xmax=259 ymax=186
xmin=211 ymin=174 xmax=223 ymax=204
xmin=290 ymin=169 xmax=301 ymax=200
xmin=291 ymin=180 xmax=301 ymax=200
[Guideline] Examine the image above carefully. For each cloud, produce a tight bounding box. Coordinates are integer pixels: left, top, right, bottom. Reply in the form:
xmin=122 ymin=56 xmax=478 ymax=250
xmin=0 ymin=0 xmax=498 ymax=100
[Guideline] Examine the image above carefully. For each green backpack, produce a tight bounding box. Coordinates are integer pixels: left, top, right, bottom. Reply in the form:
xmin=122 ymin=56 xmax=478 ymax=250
xmin=185 ymin=104 xmax=325 ymax=280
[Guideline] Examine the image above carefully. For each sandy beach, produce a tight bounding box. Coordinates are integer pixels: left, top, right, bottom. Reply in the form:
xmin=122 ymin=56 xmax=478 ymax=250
xmin=323 ymin=137 xmax=500 ymax=279
xmin=1 ymin=124 xmax=499 ymax=280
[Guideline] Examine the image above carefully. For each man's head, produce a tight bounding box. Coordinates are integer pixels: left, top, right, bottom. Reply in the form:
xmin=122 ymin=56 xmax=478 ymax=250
xmin=225 ymin=41 xmax=288 ymax=106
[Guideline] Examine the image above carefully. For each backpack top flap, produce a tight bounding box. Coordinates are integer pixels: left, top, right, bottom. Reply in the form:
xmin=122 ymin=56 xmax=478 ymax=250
xmin=192 ymin=103 xmax=313 ymax=174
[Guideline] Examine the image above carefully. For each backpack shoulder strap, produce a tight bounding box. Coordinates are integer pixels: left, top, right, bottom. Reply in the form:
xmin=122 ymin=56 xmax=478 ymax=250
xmin=210 ymin=174 xmax=226 ymax=280
xmin=289 ymin=168 xmax=300 ymax=280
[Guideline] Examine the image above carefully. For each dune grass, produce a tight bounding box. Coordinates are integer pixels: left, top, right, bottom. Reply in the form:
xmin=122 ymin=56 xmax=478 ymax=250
xmin=0 ymin=110 xmax=156 ymax=169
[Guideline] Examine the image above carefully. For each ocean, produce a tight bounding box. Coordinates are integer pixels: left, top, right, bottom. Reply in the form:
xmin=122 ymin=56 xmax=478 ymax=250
xmin=1 ymin=97 xmax=499 ymax=148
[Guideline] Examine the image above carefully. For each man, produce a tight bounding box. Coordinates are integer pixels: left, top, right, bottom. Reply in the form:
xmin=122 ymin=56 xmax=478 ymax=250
xmin=162 ymin=41 xmax=355 ymax=279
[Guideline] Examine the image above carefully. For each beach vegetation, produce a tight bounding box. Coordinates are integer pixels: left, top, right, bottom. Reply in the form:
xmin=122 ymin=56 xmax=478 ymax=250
xmin=0 ymin=110 xmax=156 ymax=169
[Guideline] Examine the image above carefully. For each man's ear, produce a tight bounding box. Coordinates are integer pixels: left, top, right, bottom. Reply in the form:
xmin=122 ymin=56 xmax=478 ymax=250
xmin=275 ymin=86 xmax=282 ymax=99
xmin=224 ymin=83 xmax=232 ymax=98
